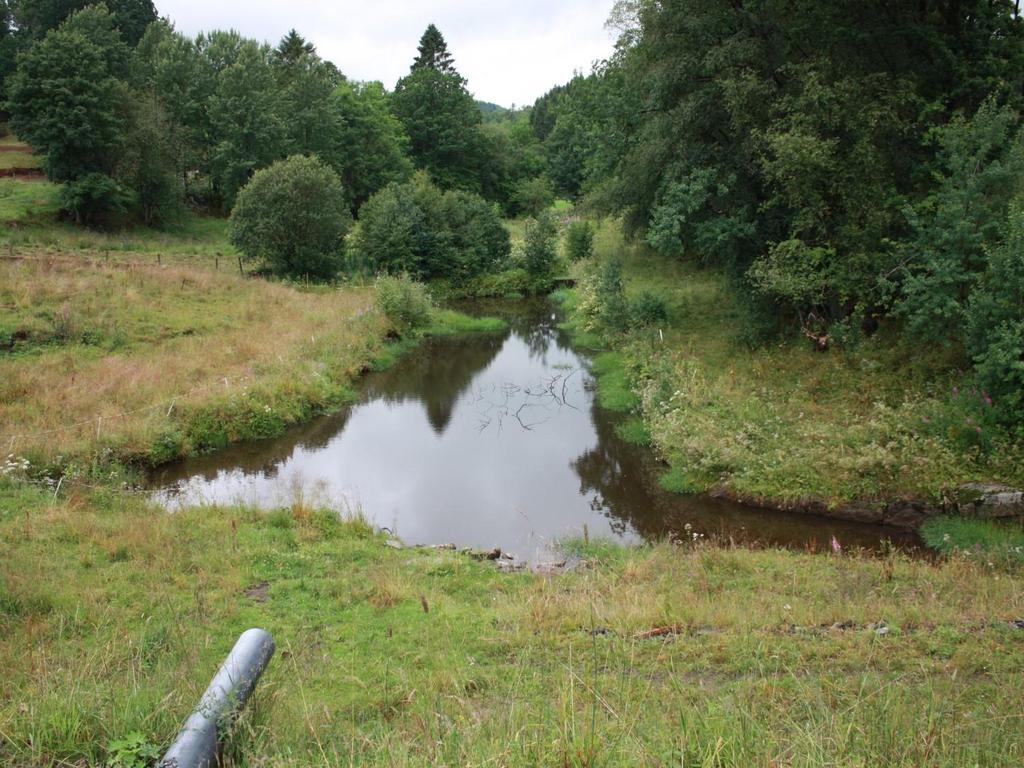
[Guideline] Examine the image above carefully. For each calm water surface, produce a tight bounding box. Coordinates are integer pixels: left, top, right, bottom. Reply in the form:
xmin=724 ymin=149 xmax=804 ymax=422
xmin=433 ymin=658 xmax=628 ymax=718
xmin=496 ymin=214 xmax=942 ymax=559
xmin=149 ymin=301 xmax=918 ymax=560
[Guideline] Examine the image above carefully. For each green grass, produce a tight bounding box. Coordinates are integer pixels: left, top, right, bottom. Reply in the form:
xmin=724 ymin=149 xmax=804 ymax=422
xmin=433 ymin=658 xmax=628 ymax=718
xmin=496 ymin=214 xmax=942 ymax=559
xmin=425 ymin=308 xmax=506 ymax=336
xmin=1 ymin=481 xmax=1022 ymax=766
xmin=921 ymin=516 xmax=1024 ymax=566
xmin=0 ymin=179 xmax=60 ymax=223
xmin=613 ymin=416 xmax=651 ymax=446
xmin=562 ymin=219 xmax=1024 ymax=508
xmin=589 ymin=351 xmax=640 ymax=412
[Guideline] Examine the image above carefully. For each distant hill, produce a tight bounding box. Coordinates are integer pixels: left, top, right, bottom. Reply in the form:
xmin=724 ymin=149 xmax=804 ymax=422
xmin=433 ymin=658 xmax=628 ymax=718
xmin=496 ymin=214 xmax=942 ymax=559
xmin=476 ymin=100 xmax=507 ymax=115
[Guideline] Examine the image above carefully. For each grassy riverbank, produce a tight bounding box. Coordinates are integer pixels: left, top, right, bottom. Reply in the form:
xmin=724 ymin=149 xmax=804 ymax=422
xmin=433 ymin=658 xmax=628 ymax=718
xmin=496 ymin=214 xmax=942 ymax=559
xmin=1 ymin=482 xmax=1022 ymax=767
xmin=561 ymin=221 xmax=1024 ymax=510
xmin=3 ymin=192 xmax=1021 ymax=765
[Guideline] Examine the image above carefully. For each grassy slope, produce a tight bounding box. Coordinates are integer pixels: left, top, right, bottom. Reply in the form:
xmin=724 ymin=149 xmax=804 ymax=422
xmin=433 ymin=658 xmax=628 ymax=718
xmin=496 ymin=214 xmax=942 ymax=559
xmin=567 ymin=221 xmax=1024 ymax=506
xmin=1 ymin=485 xmax=1021 ymax=766
xmin=2 ymin=178 xmax=1021 ymax=765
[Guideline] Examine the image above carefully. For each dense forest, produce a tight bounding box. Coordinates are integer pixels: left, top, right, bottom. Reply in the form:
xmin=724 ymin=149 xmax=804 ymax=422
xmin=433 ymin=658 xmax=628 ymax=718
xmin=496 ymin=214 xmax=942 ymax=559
xmin=3 ymin=0 xmax=1024 ymax=428
xmin=533 ymin=0 xmax=1024 ymax=429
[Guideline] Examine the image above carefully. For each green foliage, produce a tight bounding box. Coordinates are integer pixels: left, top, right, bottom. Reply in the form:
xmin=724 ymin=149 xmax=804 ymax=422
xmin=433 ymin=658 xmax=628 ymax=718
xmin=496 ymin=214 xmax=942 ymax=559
xmin=564 ymin=219 xmax=594 ymax=262
xmin=629 ymin=290 xmax=668 ymax=328
xmin=577 ymin=257 xmax=630 ymax=335
xmin=374 ymin=274 xmax=433 ymax=337
xmin=353 ymin=174 xmax=509 ymax=283
xmin=14 ymin=0 xmax=156 ymax=45
xmin=391 ymin=65 xmax=486 ymax=193
xmin=208 ymin=40 xmax=287 ymax=209
xmin=899 ymin=99 xmax=1024 ymax=346
xmin=59 ymin=173 xmax=132 ymax=226
xmin=411 ymin=23 xmax=455 ymax=74
xmin=105 ymin=731 xmax=160 ymax=768
xmin=921 ymin=516 xmax=1024 ymax=567
xmin=119 ymin=92 xmax=184 ymax=226
xmin=522 ymin=211 xmax=558 ymax=279
xmin=229 ymin=155 xmax=351 ymax=279
xmin=964 ymin=201 xmax=1024 ymax=426
xmin=7 ymin=5 xmax=127 ymax=186
xmin=509 ymin=175 xmax=554 ymax=217
xmin=328 ymin=80 xmax=412 ymax=212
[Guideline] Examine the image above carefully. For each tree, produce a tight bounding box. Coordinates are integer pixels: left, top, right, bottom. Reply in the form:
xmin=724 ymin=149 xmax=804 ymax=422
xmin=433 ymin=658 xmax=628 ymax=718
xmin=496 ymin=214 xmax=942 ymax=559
xmin=7 ymin=5 xmax=129 ymax=222
xmin=411 ymin=23 xmax=455 ymax=74
xmin=120 ymin=92 xmax=183 ymax=225
xmin=229 ymin=155 xmax=351 ymax=280
xmin=392 ymin=27 xmax=486 ymax=192
xmin=565 ymin=220 xmax=594 ymax=261
xmin=208 ymin=40 xmax=287 ymax=209
xmin=274 ymin=28 xmax=315 ymax=66
xmin=272 ymin=31 xmax=343 ymax=162
xmin=353 ymin=173 xmax=509 ymax=282
xmin=522 ymin=211 xmax=558 ymax=278
xmin=328 ymin=80 xmax=412 ymax=212
xmin=510 ymin=175 xmax=554 ymax=217
xmin=13 ymin=0 xmax=156 ymax=45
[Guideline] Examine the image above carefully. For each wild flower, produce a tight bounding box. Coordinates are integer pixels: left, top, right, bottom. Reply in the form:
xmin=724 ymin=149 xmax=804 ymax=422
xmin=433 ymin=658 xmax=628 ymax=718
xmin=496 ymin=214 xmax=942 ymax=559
xmin=831 ymin=535 xmax=842 ymax=554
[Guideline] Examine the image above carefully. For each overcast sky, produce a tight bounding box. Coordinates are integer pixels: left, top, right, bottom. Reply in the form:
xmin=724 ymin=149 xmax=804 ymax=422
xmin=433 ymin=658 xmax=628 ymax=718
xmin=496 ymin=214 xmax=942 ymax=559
xmin=156 ymin=1 xmax=617 ymax=107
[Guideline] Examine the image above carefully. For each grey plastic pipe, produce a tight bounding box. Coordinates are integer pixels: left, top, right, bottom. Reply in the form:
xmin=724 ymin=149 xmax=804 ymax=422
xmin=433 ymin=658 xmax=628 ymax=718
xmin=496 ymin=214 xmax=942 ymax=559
xmin=159 ymin=628 xmax=275 ymax=768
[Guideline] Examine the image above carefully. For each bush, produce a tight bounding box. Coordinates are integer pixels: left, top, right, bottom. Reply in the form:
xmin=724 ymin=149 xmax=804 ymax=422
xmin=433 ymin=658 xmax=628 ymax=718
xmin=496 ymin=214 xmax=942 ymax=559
xmin=229 ymin=155 xmax=351 ymax=280
xmin=59 ymin=173 xmax=132 ymax=227
xmin=564 ymin=220 xmax=594 ymax=261
xmin=510 ymin=175 xmax=555 ymax=217
xmin=963 ymin=200 xmax=1024 ymax=428
xmin=523 ymin=211 xmax=558 ymax=278
xmin=375 ymin=274 xmax=433 ymax=336
xmin=629 ymin=290 xmax=669 ymax=328
xmin=576 ymin=257 xmax=631 ymax=335
xmin=355 ymin=173 xmax=510 ymax=283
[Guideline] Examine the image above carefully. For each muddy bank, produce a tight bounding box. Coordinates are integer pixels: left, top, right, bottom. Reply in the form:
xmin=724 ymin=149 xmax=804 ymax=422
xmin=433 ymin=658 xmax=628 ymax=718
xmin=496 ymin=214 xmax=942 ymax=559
xmin=708 ymin=481 xmax=1024 ymax=529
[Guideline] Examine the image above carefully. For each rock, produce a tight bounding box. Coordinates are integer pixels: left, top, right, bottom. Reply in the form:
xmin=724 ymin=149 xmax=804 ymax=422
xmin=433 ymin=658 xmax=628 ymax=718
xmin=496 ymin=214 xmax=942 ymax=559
xmin=955 ymin=483 xmax=1024 ymax=519
xmin=422 ymin=543 xmax=456 ymax=550
xmin=533 ymin=560 xmax=567 ymax=575
xmin=835 ymin=503 xmax=884 ymax=525
xmin=495 ymin=559 xmax=525 ymax=573
xmin=875 ymin=626 xmax=890 ymax=637
xmin=1011 ymin=619 xmax=1024 ymax=631
xmin=466 ymin=547 xmax=503 ymax=561
xmin=385 ymin=539 xmax=404 ymax=550
xmin=883 ymin=502 xmax=931 ymax=529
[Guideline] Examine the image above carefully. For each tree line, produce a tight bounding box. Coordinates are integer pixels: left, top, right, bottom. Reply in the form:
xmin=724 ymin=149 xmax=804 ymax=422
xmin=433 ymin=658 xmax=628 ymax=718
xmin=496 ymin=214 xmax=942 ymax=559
xmin=2 ymin=5 xmax=555 ymax=226
xmin=529 ymin=0 xmax=1024 ymax=429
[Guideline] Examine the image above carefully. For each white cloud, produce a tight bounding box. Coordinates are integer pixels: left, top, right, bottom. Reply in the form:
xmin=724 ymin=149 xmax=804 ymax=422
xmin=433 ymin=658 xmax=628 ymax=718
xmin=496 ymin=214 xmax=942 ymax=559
xmin=156 ymin=0 xmax=616 ymax=106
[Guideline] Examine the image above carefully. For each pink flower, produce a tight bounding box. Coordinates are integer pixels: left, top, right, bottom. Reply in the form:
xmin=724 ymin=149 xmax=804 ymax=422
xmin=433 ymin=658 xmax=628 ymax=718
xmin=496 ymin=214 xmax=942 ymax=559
xmin=831 ymin=536 xmax=842 ymax=554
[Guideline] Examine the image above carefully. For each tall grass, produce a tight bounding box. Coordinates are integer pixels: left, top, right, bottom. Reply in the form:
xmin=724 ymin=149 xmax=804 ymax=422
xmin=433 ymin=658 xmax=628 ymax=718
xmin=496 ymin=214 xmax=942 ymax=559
xmin=0 ymin=482 xmax=1021 ymax=766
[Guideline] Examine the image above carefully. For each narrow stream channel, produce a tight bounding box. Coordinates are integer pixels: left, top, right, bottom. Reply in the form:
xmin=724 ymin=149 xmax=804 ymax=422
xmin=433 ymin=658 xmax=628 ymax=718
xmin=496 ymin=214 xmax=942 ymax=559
xmin=149 ymin=299 xmax=919 ymax=561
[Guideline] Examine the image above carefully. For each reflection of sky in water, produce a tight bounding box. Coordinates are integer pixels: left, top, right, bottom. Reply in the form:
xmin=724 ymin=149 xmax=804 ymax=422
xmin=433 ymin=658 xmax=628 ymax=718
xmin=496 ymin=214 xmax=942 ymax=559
xmin=154 ymin=326 xmax=639 ymax=561
xmin=152 ymin=303 xmax=920 ymax=560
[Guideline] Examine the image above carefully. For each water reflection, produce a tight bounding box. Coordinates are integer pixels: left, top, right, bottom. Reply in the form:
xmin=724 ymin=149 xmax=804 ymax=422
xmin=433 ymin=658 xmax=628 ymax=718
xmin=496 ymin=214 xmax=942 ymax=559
xmin=150 ymin=300 xmax=918 ymax=559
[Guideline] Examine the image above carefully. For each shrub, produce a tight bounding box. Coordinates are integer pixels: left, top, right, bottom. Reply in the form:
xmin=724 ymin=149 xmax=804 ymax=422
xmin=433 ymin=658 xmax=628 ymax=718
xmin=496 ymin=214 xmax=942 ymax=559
xmin=629 ymin=290 xmax=669 ymax=328
xmin=375 ymin=274 xmax=433 ymax=336
xmin=229 ymin=155 xmax=351 ymax=280
xmin=510 ymin=175 xmax=555 ymax=217
xmin=59 ymin=173 xmax=133 ymax=227
xmin=565 ymin=220 xmax=594 ymax=261
xmin=576 ymin=257 xmax=630 ymax=335
xmin=523 ymin=211 xmax=558 ymax=278
xmin=355 ymin=173 xmax=510 ymax=283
